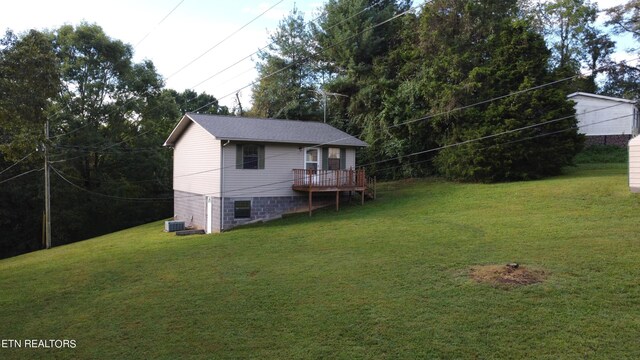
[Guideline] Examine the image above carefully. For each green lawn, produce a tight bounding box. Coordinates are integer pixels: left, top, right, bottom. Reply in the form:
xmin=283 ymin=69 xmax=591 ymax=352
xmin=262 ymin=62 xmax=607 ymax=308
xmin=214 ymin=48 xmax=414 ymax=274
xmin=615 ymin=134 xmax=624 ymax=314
xmin=1 ymin=163 xmax=640 ymax=359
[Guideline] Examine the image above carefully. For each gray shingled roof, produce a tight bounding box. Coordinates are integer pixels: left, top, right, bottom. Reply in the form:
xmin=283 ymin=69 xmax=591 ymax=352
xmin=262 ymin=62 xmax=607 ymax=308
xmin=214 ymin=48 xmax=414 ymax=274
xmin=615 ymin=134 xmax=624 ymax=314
xmin=164 ymin=113 xmax=367 ymax=147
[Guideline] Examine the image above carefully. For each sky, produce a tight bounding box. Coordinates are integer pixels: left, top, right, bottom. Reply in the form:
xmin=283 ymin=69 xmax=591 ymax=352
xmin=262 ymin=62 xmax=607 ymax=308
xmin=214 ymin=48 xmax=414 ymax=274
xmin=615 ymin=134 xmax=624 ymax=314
xmin=0 ymin=0 xmax=636 ymax=109
xmin=1 ymin=0 xmax=321 ymax=109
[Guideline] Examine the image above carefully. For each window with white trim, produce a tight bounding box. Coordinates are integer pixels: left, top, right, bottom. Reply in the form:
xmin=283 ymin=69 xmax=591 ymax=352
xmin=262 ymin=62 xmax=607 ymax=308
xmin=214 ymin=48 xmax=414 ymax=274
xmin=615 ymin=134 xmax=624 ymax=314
xmin=305 ymin=148 xmax=319 ymax=170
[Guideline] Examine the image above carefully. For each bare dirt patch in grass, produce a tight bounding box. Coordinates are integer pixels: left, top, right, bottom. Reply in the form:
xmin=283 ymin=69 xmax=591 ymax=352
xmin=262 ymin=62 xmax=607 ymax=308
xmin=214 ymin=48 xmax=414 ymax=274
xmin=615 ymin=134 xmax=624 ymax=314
xmin=470 ymin=264 xmax=547 ymax=287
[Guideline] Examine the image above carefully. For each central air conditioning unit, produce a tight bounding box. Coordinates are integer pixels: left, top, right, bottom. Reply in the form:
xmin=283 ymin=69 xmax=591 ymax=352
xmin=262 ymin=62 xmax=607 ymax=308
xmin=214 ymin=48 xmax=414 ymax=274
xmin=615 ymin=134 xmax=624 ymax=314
xmin=164 ymin=220 xmax=185 ymax=232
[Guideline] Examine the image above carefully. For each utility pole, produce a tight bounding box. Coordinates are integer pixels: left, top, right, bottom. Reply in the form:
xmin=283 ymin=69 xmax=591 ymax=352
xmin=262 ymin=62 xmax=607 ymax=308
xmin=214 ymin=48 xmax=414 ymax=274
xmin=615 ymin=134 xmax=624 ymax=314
xmin=322 ymin=91 xmax=327 ymax=123
xmin=235 ymin=92 xmax=243 ymax=116
xmin=315 ymin=89 xmax=348 ymax=123
xmin=44 ymin=119 xmax=51 ymax=249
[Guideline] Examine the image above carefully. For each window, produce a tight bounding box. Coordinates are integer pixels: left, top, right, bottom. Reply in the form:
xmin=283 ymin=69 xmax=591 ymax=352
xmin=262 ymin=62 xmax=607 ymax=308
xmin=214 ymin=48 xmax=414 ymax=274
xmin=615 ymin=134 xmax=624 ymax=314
xmin=305 ymin=148 xmax=319 ymax=170
xmin=234 ymin=200 xmax=251 ymax=219
xmin=322 ymin=147 xmax=345 ymax=170
xmin=242 ymin=145 xmax=259 ymax=169
xmin=236 ymin=144 xmax=265 ymax=169
xmin=327 ymin=148 xmax=341 ymax=170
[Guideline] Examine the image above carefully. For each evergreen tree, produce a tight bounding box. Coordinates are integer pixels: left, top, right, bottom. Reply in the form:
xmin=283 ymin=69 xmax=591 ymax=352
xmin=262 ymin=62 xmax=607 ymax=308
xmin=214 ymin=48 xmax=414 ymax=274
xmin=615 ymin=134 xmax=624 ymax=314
xmin=251 ymin=8 xmax=320 ymax=120
xmin=415 ymin=1 xmax=583 ymax=181
xmin=313 ymin=0 xmax=416 ymax=176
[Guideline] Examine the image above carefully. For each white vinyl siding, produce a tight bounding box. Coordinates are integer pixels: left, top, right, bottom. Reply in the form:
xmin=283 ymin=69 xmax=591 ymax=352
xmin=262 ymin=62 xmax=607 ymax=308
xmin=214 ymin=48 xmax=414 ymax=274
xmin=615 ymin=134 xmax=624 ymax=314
xmin=173 ymin=122 xmax=221 ymax=195
xmin=346 ymin=148 xmax=356 ymax=169
xmin=223 ymin=143 xmax=300 ymax=197
xmin=629 ymin=136 xmax=640 ymax=192
xmin=222 ymin=144 xmax=359 ymax=197
xmin=571 ymin=94 xmax=636 ymax=136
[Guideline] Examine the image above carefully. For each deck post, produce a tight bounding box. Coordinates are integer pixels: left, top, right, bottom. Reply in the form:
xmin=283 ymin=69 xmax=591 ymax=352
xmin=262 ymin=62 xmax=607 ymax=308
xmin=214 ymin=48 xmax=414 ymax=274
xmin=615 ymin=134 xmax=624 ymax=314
xmin=292 ymin=168 xmax=372 ymax=215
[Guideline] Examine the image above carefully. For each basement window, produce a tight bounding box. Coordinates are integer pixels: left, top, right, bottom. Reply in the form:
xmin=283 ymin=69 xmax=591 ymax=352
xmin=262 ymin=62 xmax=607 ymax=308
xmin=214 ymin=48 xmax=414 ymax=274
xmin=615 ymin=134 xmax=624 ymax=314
xmin=234 ymin=200 xmax=251 ymax=219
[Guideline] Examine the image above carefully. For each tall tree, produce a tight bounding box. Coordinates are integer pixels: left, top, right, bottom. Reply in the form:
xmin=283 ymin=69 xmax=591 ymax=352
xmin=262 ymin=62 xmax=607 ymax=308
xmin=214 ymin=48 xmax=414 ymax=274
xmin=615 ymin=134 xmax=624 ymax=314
xmin=0 ymin=24 xmax=233 ymax=257
xmin=600 ymin=62 xmax=640 ymax=99
xmin=602 ymin=0 xmax=640 ymax=99
xmin=251 ymin=8 xmax=320 ymax=120
xmin=575 ymin=26 xmax=616 ymax=93
xmin=606 ymin=0 xmax=640 ymax=42
xmin=0 ymin=30 xmax=60 ymax=159
xmin=312 ymin=0 xmax=415 ymax=176
xmin=0 ymin=29 xmax=60 ymax=258
xmin=168 ymin=89 xmax=229 ymax=115
xmin=414 ymin=0 xmax=582 ymax=182
xmin=45 ymin=23 xmax=172 ymax=246
xmin=537 ymin=0 xmax=598 ymax=71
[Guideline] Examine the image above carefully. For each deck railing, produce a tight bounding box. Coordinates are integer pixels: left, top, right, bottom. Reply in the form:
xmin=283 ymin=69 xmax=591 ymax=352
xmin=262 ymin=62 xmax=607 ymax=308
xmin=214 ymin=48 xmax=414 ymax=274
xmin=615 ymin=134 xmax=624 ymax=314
xmin=292 ymin=168 xmax=367 ymax=189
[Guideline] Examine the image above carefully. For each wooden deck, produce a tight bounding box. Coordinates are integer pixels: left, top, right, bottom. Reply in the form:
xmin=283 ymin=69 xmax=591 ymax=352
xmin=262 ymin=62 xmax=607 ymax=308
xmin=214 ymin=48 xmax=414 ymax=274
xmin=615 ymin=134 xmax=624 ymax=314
xmin=292 ymin=169 xmax=376 ymax=215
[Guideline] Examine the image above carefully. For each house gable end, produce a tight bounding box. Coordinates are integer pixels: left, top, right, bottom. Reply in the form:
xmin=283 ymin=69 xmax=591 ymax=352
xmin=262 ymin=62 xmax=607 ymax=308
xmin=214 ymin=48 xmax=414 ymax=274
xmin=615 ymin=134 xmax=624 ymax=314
xmin=164 ymin=114 xmax=220 ymax=147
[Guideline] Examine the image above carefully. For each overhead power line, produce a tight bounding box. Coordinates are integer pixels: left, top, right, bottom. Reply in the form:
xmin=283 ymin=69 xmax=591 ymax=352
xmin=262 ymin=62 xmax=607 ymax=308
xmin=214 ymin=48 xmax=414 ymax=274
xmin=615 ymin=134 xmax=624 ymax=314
xmin=172 ymin=72 xmax=626 ymax=181
xmin=186 ymin=112 xmax=640 ymax=198
xmin=166 ymin=0 xmax=285 ymax=80
xmin=46 ymin=110 xmax=633 ymax=203
xmin=171 ymin=96 xmax=630 ymax=182
xmin=49 ymin=122 xmax=92 ymax=140
xmin=49 ymin=164 xmax=171 ymax=185
xmin=373 ymin=114 xmax=635 ymax=174
xmin=44 ymin=0 xmax=398 ymax=156
xmin=50 ymin=165 xmax=173 ymax=202
xmin=189 ymin=0 xmax=385 ymax=91
xmin=0 ymin=151 xmax=35 ymax=177
xmin=362 ymin=112 xmax=634 ymax=168
xmin=50 ymin=130 xmax=152 ymax=164
xmin=0 ymin=167 xmax=43 ymax=185
xmin=72 ymin=106 xmax=629 ymax=202
xmin=135 ymin=0 xmax=186 ymax=48
xmin=47 ymin=0 xmax=407 ymax=151
xmin=33 ymin=1 xmax=639 ymax=201
xmin=192 ymin=5 xmax=415 ymax=113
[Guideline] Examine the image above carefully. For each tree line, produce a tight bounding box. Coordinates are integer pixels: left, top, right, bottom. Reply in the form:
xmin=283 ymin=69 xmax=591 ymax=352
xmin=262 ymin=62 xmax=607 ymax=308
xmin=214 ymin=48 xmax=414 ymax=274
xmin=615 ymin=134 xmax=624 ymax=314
xmin=1 ymin=0 xmax=638 ymax=257
xmin=250 ymin=0 xmax=639 ymax=180
xmin=0 ymin=24 xmax=228 ymax=257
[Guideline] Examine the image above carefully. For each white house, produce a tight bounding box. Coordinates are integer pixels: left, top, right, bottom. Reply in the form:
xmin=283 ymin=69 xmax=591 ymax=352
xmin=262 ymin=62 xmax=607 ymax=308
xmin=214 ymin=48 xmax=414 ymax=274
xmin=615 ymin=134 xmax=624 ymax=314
xmin=568 ymin=92 xmax=638 ymax=146
xmin=163 ymin=113 xmax=369 ymax=233
xmin=629 ymin=136 xmax=640 ymax=193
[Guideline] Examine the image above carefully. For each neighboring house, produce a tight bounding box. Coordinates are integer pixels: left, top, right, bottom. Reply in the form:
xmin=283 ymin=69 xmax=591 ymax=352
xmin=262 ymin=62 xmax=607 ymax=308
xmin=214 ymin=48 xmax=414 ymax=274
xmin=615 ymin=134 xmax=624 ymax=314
xmin=163 ymin=113 xmax=369 ymax=233
xmin=629 ymin=136 xmax=640 ymax=193
xmin=567 ymin=92 xmax=639 ymax=147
